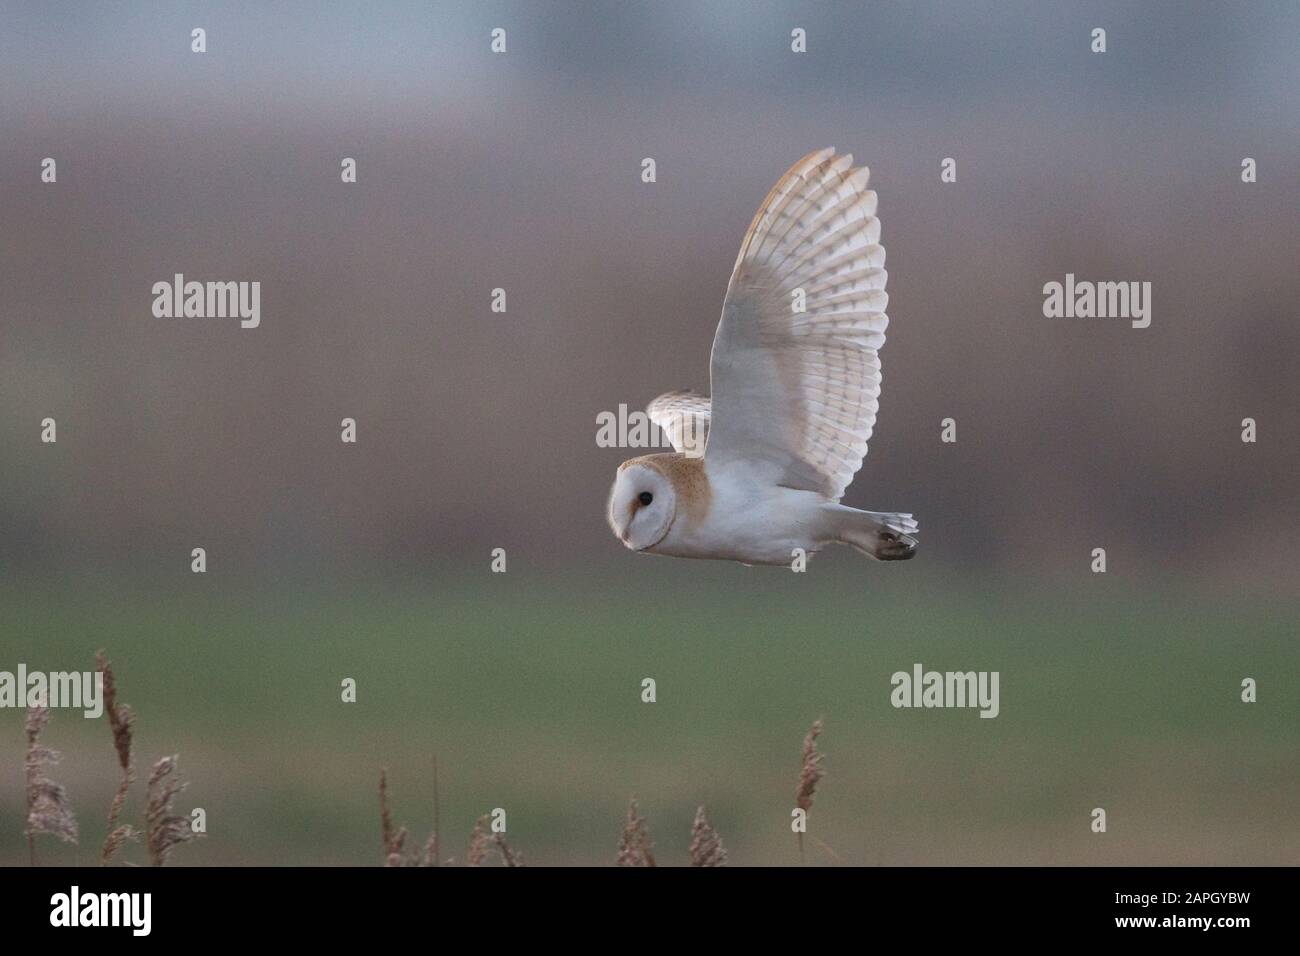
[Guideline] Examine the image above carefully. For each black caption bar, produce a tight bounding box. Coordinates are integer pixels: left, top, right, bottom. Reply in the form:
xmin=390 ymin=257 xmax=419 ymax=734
xmin=0 ymin=865 xmax=1284 ymax=941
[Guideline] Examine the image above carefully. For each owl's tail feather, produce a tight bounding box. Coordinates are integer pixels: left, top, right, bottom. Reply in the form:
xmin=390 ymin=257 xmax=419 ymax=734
xmin=826 ymin=507 xmax=918 ymax=561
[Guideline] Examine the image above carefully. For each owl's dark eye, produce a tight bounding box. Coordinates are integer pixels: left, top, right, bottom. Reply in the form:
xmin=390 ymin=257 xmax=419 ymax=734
xmin=638 ymin=492 xmax=654 ymax=506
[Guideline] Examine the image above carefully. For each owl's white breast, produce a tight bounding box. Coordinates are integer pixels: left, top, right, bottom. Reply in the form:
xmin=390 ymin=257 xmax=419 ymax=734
xmin=650 ymin=458 xmax=832 ymax=565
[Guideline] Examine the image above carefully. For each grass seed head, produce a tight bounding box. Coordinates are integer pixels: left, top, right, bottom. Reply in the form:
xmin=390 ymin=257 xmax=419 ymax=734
xmin=146 ymin=755 xmax=198 ymax=866
xmin=24 ymin=706 xmax=80 ymax=857
xmin=689 ymin=805 xmax=727 ymax=867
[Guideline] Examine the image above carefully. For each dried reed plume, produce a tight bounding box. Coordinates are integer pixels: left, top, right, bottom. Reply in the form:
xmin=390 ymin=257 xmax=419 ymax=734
xmin=616 ymin=798 xmax=656 ymax=867
xmin=466 ymin=814 xmax=491 ymax=866
xmin=146 ymin=756 xmax=198 ymax=866
xmin=377 ymin=761 xmax=527 ymax=867
xmin=494 ymin=831 xmax=522 ymax=867
xmin=688 ymin=805 xmax=726 ymax=867
xmin=97 ymin=650 xmax=139 ymax=865
xmin=462 ymin=813 xmax=522 ymax=867
xmin=24 ymin=705 xmax=79 ymax=865
xmin=795 ymin=718 xmax=825 ymax=863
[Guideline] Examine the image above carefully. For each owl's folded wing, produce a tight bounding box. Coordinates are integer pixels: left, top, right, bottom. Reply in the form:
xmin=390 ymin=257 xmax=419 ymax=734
xmin=704 ymin=148 xmax=888 ymax=501
xmin=646 ymin=390 xmax=710 ymax=457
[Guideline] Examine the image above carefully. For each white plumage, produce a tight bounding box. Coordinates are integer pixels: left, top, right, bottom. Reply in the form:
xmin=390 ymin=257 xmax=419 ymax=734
xmin=609 ymin=149 xmax=917 ymax=566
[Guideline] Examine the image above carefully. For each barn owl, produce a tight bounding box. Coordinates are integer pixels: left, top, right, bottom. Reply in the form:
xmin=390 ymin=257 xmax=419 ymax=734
xmin=607 ymin=148 xmax=918 ymax=566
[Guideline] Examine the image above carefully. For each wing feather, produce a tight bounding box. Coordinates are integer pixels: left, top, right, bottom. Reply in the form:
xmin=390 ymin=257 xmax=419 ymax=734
xmin=646 ymin=390 xmax=710 ymax=456
xmin=705 ymin=149 xmax=888 ymax=500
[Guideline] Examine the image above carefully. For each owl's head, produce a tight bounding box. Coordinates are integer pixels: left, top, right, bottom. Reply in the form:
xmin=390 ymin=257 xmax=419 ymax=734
xmin=608 ymin=461 xmax=676 ymax=552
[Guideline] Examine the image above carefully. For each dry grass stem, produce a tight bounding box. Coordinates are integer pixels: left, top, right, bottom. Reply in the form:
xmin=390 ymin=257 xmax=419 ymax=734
xmin=494 ymin=832 xmax=522 ymax=867
xmin=420 ymin=756 xmax=440 ymax=867
xmin=96 ymin=650 xmax=139 ymax=865
xmin=795 ymin=718 xmax=826 ymax=863
xmin=381 ymin=765 xmax=450 ymax=867
xmin=378 ymin=769 xmax=408 ymax=866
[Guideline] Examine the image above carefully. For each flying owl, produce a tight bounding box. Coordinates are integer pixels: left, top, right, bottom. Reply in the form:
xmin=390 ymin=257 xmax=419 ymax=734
xmin=607 ymin=148 xmax=918 ymax=566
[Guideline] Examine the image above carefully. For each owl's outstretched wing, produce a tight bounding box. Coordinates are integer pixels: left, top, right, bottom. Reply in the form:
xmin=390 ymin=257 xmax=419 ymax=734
xmin=704 ymin=148 xmax=887 ymax=501
xmin=647 ymin=389 xmax=710 ymax=457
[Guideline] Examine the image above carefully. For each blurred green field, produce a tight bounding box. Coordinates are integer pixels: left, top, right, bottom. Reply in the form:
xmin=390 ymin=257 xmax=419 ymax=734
xmin=2 ymin=563 xmax=1296 ymax=866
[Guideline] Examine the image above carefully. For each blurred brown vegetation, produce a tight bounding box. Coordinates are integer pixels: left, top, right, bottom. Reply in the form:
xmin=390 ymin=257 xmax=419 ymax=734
xmin=2 ymin=2 xmax=1296 ymax=590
